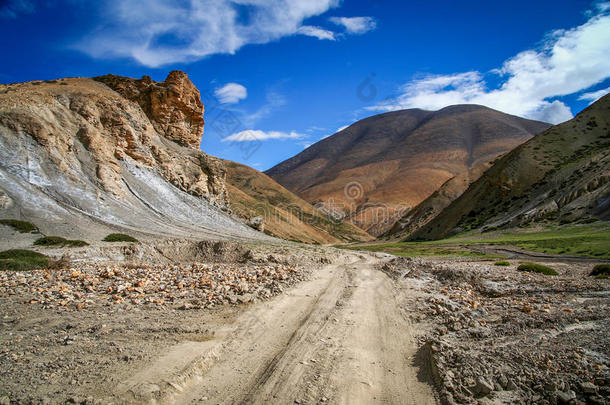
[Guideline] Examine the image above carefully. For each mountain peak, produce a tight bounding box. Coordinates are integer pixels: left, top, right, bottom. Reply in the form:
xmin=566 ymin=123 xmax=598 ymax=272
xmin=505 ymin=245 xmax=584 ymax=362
xmin=267 ymin=105 xmax=550 ymax=235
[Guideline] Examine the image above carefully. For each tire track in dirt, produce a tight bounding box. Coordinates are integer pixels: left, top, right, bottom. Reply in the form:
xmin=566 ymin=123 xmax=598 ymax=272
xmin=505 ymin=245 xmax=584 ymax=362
xmin=115 ymin=253 xmax=438 ymax=404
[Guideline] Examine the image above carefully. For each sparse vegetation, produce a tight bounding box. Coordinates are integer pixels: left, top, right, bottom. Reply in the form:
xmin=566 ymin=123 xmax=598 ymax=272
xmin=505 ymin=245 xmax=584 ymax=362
xmin=0 ymin=249 xmax=49 ymax=271
xmin=494 ymin=261 xmax=510 ymax=266
xmin=437 ymin=224 xmax=610 ymax=259
xmin=34 ymin=236 xmax=88 ymax=247
xmin=517 ymin=262 xmax=558 ymax=276
xmin=590 ymin=264 xmax=610 ymax=277
xmin=0 ymin=219 xmax=37 ymax=233
xmin=338 ymin=242 xmax=503 ymax=259
xmin=103 ymin=233 xmax=138 ymax=243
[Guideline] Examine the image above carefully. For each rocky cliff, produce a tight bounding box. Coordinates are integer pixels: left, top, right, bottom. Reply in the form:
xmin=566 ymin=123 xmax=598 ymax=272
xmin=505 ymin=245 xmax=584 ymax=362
xmin=0 ymin=73 xmax=265 ymax=241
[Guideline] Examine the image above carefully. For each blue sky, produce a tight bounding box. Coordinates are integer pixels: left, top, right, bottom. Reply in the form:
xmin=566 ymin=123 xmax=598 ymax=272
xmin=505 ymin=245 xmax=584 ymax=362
xmin=1 ymin=0 xmax=609 ymax=170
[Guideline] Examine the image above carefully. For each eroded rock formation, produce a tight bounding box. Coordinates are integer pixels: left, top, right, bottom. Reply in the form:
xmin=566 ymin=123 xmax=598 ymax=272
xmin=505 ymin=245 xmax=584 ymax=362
xmin=0 ymin=72 xmax=252 ymax=240
xmin=0 ymin=72 xmax=226 ymax=205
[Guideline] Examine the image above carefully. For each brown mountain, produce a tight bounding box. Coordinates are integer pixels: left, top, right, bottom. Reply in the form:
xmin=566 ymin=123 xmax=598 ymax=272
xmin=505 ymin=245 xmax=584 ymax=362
xmin=223 ymin=160 xmax=372 ymax=244
xmin=266 ymin=105 xmax=550 ymax=235
xmin=382 ymin=160 xmax=494 ymax=240
xmin=411 ymin=94 xmax=610 ymax=240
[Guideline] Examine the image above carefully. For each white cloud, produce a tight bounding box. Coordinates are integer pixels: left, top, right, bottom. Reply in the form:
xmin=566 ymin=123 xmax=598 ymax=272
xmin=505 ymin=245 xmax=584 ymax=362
xmin=299 ymin=141 xmax=313 ymax=149
xmin=578 ymin=86 xmax=610 ymax=102
xmin=222 ymin=129 xmax=305 ymax=142
xmin=534 ymin=100 xmax=574 ymax=124
xmin=336 ymin=125 xmax=349 ymax=132
xmin=595 ymin=1 xmax=610 ymax=12
xmin=214 ymin=82 xmax=247 ymax=104
xmin=368 ymin=11 xmax=610 ymax=124
xmin=330 ymin=16 xmax=376 ymax=34
xmin=77 ymin=0 xmax=341 ymax=67
xmin=242 ymin=91 xmax=286 ymax=127
xmin=297 ymin=25 xmax=336 ymax=40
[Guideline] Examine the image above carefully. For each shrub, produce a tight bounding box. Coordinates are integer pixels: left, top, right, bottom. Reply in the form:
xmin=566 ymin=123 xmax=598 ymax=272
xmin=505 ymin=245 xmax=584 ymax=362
xmin=0 ymin=249 xmax=49 ymax=271
xmin=34 ymin=236 xmax=88 ymax=247
xmin=590 ymin=264 xmax=610 ymax=277
xmin=103 ymin=233 xmax=138 ymax=243
xmin=494 ymin=261 xmax=510 ymax=266
xmin=0 ymin=219 xmax=37 ymax=233
xmin=517 ymin=262 xmax=558 ymax=276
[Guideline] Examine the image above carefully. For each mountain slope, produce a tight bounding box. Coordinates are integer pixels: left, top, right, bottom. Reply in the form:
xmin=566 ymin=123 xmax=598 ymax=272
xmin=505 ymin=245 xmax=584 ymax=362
xmin=266 ymin=105 xmax=550 ymax=235
xmin=223 ymin=161 xmax=372 ymax=244
xmin=383 ymin=159 xmax=494 ymax=240
xmin=0 ymin=73 xmax=268 ymax=242
xmin=411 ymin=94 xmax=610 ymax=240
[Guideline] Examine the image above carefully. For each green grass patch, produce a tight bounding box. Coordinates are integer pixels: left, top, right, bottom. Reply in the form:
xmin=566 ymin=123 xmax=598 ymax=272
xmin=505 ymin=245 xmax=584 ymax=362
xmin=590 ymin=264 xmax=610 ymax=277
xmin=517 ymin=262 xmax=558 ymax=276
xmin=103 ymin=233 xmax=138 ymax=243
xmin=339 ymin=223 xmax=609 ymax=260
xmin=423 ymin=223 xmax=610 ymax=260
xmin=0 ymin=249 xmax=49 ymax=271
xmin=0 ymin=219 xmax=37 ymax=233
xmin=34 ymin=236 xmax=88 ymax=247
xmin=494 ymin=261 xmax=511 ymax=266
xmin=337 ymin=242 xmax=503 ymax=259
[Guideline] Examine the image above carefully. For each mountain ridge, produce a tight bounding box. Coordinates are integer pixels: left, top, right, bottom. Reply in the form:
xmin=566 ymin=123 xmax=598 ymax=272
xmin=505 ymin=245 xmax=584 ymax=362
xmin=266 ymin=104 xmax=550 ymax=235
xmin=410 ymin=94 xmax=610 ymax=240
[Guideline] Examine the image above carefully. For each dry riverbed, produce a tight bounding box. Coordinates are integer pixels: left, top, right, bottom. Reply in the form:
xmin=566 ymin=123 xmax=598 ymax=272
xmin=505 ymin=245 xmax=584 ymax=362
xmin=0 ymin=240 xmax=608 ymax=404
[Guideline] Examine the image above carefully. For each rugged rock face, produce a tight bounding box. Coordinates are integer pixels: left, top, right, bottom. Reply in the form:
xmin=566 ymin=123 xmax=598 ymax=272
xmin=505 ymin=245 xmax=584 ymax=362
xmin=94 ymin=71 xmax=204 ymax=149
xmin=0 ymin=74 xmax=264 ymax=241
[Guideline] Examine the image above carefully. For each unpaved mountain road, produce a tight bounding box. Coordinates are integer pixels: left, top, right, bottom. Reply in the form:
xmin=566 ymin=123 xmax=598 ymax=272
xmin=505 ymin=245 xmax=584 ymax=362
xmin=116 ymin=254 xmax=438 ymax=405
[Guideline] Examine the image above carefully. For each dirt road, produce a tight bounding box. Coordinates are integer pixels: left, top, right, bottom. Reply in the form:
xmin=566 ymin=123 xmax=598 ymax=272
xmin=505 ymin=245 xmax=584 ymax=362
xmin=115 ymin=254 xmax=437 ymax=404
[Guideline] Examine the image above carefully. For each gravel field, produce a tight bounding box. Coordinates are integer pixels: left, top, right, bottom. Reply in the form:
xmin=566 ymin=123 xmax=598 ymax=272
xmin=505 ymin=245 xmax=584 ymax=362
xmin=381 ymin=257 xmax=610 ymax=405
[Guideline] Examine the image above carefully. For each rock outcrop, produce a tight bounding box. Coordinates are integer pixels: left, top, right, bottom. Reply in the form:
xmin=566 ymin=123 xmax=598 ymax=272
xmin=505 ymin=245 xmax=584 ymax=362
xmin=0 ymin=73 xmax=264 ymax=241
xmin=94 ymin=71 xmax=204 ymax=149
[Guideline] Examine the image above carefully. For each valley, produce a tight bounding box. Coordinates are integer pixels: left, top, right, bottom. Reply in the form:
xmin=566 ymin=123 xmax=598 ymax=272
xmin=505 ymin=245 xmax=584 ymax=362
xmin=0 ymin=72 xmax=608 ymax=405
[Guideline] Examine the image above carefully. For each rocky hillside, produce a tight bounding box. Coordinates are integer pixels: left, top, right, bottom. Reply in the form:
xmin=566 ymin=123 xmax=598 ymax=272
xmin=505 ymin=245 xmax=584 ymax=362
xmin=0 ymin=73 xmax=266 ymax=242
xmin=224 ymin=161 xmax=372 ymax=244
xmin=266 ymin=105 xmax=550 ymax=235
xmin=383 ymin=160 xmax=493 ymax=240
xmin=411 ymin=94 xmax=610 ymax=240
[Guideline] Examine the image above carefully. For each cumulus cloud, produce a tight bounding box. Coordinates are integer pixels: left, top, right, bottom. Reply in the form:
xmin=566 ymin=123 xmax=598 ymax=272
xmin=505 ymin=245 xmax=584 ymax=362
xmin=578 ymin=86 xmax=610 ymax=102
xmin=297 ymin=25 xmax=336 ymax=40
xmin=368 ymin=10 xmax=610 ymax=124
xmin=330 ymin=16 xmax=376 ymax=34
xmin=214 ymin=82 xmax=247 ymax=104
xmin=222 ymin=129 xmax=305 ymax=142
xmin=76 ymin=0 xmax=341 ymax=67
